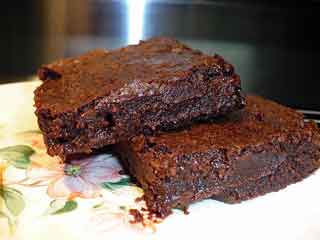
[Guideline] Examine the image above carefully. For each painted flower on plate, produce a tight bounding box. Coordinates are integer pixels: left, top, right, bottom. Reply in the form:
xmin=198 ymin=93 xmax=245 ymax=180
xmin=24 ymin=154 xmax=124 ymax=199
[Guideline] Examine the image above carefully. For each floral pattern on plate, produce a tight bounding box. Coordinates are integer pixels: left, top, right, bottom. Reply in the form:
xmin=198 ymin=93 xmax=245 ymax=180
xmin=0 ymin=130 xmax=158 ymax=239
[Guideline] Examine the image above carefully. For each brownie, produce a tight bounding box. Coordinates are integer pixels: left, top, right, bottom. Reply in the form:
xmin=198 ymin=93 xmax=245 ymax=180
xmin=114 ymin=95 xmax=320 ymax=218
xmin=34 ymin=37 xmax=244 ymax=159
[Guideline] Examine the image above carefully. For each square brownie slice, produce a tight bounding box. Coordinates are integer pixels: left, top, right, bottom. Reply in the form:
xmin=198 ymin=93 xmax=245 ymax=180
xmin=34 ymin=37 xmax=244 ymax=159
xmin=114 ymin=95 xmax=320 ymax=217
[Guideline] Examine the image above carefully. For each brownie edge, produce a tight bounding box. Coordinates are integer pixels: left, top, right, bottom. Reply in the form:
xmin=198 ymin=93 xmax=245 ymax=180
xmin=34 ymin=37 xmax=245 ymax=159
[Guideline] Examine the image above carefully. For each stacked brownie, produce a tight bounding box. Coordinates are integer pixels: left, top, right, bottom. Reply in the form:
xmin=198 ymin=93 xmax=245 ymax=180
xmin=35 ymin=37 xmax=244 ymax=159
xmin=34 ymin=37 xmax=320 ymax=218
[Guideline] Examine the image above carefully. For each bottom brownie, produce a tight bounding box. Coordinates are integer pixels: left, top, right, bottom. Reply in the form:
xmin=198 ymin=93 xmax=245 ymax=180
xmin=213 ymin=141 xmax=319 ymax=203
xmin=114 ymin=95 xmax=320 ymax=218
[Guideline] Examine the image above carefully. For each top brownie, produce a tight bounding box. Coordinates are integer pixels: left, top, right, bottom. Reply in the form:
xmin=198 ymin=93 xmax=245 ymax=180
xmin=34 ymin=37 xmax=244 ymax=159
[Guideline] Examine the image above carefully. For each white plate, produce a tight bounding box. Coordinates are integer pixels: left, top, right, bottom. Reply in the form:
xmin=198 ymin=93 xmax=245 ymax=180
xmin=0 ymin=81 xmax=319 ymax=240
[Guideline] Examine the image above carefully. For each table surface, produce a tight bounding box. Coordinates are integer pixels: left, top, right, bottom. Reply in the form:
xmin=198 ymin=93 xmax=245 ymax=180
xmin=0 ymin=81 xmax=319 ymax=240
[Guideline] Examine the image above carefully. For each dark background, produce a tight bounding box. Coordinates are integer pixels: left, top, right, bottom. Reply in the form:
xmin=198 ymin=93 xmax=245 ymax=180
xmin=1 ymin=0 xmax=319 ymax=112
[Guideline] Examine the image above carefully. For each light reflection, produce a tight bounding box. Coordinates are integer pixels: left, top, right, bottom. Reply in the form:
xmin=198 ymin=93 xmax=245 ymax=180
xmin=127 ymin=0 xmax=146 ymax=44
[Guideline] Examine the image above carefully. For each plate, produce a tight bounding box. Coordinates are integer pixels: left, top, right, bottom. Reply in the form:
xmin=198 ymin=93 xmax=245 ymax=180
xmin=0 ymin=81 xmax=319 ymax=240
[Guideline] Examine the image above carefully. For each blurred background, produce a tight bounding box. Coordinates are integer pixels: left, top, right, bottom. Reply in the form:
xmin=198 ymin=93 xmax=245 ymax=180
xmin=1 ymin=0 xmax=320 ymax=112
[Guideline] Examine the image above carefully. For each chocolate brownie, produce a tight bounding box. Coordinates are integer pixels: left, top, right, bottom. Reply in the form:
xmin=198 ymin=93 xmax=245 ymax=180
xmin=34 ymin=37 xmax=244 ymax=159
xmin=114 ymin=95 xmax=320 ymax=217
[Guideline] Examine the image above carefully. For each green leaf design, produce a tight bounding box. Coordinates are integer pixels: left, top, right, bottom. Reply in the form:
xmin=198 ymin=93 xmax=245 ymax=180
xmin=101 ymin=177 xmax=131 ymax=190
xmin=119 ymin=206 xmax=127 ymax=211
xmin=47 ymin=199 xmax=78 ymax=215
xmin=0 ymin=187 xmax=25 ymax=216
xmin=92 ymin=202 xmax=104 ymax=209
xmin=0 ymin=145 xmax=34 ymax=169
xmin=0 ymin=145 xmax=34 ymax=155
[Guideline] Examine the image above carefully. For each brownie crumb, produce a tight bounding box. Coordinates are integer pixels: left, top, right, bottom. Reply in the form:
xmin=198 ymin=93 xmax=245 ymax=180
xmin=183 ymin=207 xmax=190 ymax=215
xmin=128 ymin=207 xmax=163 ymax=230
xmin=135 ymin=196 xmax=144 ymax=203
xmin=129 ymin=209 xmax=144 ymax=224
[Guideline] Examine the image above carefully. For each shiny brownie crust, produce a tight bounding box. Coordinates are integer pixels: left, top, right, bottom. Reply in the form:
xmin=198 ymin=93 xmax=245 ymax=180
xmin=114 ymin=95 xmax=320 ymax=217
xmin=34 ymin=37 xmax=244 ymax=159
